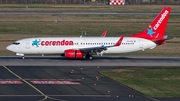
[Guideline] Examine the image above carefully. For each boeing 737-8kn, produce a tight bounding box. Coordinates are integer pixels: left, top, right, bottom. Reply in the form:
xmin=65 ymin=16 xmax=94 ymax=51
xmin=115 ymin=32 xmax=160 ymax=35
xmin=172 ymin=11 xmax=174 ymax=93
xmin=6 ymin=7 xmax=171 ymax=60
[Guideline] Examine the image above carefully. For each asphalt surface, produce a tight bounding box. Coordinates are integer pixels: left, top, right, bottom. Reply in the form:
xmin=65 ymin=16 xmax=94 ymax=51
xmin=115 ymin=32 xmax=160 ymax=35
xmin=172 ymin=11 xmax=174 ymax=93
xmin=0 ymin=65 xmax=154 ymax=101
xmin=0 ymin=56 xmax=179 ymax=101
xmin=0 ymin=11 xmax=180 ymax=15
xmin=0 ymin=56 xmax=180 ymax=66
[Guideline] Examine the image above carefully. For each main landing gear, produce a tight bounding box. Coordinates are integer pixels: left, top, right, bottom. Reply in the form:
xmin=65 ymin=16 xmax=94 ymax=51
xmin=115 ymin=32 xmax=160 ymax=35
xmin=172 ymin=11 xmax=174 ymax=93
xmin=85 ymin=54 xmax=93 ymax=60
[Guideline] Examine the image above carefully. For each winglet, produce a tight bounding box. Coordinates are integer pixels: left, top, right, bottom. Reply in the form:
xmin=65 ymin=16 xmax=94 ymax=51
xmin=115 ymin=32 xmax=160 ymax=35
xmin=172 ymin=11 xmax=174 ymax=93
xmin=101 ymin=30 xmax=107 ymax=37
xmin=115 ymin=35 xmax=124 ymax=46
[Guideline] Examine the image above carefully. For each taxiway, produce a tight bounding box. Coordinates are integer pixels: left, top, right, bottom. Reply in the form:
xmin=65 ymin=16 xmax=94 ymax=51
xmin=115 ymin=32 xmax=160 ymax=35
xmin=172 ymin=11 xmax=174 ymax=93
xmin=0 ymin=56 xmax=180 ymax=66
xmin=0 ymin=65 xmax=154 ymax=101
xmin=0 ymin=56 xmax=179 ymax=101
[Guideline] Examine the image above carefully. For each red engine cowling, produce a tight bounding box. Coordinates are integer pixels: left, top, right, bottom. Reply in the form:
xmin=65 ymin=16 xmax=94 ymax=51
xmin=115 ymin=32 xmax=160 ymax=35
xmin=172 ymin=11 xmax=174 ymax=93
xmin=65 ymin=49 xmax=83 ymax=59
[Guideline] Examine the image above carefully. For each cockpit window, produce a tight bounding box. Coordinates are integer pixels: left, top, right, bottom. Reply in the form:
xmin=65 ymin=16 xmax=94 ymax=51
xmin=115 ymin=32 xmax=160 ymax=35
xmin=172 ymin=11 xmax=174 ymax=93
xmin=13 ymin=42 xmax=20 ymax=45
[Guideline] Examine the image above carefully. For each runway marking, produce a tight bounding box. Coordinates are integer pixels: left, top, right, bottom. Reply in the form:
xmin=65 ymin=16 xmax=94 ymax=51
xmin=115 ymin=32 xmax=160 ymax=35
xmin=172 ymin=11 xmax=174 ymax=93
xmin=2 ymin=64 xmax=66 ymax=101
xmin=30 ymin=80 xmax=81 ymax=85
xmin=0 ymin=80 xmax=23 ymax=84
xmin=0 ymin=79 xmax=81 ymax=81
xmin=0 ymin=95 xmax=111 ymax=97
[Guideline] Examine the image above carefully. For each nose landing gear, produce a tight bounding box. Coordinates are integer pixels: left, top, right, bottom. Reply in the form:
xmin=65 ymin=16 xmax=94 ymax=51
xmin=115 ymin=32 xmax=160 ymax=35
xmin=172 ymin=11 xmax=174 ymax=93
xmin=16 ymin=53 xmax=25 ymax=59
xmin=22 ymin=56 xmax=25 ymax=59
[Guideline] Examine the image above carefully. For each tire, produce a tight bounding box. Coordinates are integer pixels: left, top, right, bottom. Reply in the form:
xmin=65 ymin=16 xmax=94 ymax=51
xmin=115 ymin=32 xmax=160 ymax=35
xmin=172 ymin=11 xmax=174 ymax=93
xmin=22 ymin=56 xmax=25 ymax=59
xmin=89 ymin=55 xmax=93 ymax=60
xmin=85 ymin=54 xmax=93 ymax=60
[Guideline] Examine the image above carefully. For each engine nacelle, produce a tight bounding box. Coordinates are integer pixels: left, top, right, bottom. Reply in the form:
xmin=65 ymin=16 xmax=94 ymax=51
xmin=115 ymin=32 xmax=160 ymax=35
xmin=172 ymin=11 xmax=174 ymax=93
xmin=65 ymin=49 xmax=83 ymax=59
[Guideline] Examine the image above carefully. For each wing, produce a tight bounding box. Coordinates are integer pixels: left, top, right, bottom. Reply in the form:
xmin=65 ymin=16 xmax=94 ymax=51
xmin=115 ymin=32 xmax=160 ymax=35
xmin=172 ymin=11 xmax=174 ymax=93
xmin=79 ymin=35 xmax=124 ymax=53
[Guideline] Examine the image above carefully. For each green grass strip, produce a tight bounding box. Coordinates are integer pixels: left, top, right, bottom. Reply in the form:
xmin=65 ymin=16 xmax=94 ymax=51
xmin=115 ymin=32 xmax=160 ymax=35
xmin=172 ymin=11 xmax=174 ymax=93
xmin=100 ymin=67 xmax=180 ymax=98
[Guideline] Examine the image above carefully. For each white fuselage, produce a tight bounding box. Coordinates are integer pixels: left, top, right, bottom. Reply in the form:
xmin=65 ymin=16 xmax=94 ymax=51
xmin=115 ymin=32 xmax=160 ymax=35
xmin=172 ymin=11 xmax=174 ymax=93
xmin=6 ymin=37 xmax=156 ymax=55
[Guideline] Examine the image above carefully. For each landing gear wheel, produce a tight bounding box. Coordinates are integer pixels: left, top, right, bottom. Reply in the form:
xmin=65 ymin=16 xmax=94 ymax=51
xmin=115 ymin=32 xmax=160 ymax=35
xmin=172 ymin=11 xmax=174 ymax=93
xmin=89 ymin=55 xmax=93 ymax=60
xmin=86 ymin=54 xmax=93 ymax=60
xmin=22 ymin=56 xmax=25 ymax=59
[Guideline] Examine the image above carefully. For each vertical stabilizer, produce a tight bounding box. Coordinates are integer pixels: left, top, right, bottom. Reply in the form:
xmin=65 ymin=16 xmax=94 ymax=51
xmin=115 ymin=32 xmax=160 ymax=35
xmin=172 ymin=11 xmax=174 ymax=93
xmin=131 ymin=7 xmax=171 ymax=40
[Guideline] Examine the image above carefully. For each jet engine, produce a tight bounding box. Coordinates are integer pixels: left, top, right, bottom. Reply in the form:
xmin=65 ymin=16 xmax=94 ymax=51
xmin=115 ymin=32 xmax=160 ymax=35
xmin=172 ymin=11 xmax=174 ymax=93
xmin=65 ymin=49 xmax=83 ymax=59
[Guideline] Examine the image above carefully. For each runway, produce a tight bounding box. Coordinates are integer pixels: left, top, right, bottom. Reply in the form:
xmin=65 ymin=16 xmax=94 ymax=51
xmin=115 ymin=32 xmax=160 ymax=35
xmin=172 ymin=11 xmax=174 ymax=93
xmin=0 ymin=56 xmax=180 ymax=66
xmin=0 ymin=65 xmax=154 ymax=101
xmin=0 ymin=11 xmax=180 ymax=15
xmin=0 ymin=56 xmax=179 ymax=101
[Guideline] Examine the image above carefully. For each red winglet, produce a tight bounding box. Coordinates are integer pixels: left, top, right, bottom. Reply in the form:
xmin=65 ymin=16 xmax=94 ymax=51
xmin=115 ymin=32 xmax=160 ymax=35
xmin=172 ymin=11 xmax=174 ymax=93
xmin=101 ymin=30 xmax=107 ymax=37
xmin=115 ymin=35 xmax=124 ymax=46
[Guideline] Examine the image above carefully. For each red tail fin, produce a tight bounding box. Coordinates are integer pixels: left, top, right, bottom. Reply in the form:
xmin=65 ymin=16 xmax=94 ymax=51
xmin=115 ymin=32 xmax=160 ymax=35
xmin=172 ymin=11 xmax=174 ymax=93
xmin=131 ymin=7 xmax=171 ymax=40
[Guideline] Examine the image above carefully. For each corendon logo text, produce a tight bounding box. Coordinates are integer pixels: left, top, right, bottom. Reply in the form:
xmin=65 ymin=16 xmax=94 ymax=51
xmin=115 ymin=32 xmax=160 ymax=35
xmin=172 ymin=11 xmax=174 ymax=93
xmin=154 ymin=10 xmax=169 ymax=30
xmin=41 ymin=40 xmax=73 ymax=46
xmin=32 ymin=39 xmax=73 ymax=47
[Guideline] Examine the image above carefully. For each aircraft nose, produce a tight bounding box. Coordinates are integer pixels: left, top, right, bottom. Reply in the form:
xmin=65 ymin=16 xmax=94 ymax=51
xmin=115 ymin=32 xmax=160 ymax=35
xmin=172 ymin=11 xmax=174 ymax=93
xmin=6 ymin=45 xmax=13 ymax=51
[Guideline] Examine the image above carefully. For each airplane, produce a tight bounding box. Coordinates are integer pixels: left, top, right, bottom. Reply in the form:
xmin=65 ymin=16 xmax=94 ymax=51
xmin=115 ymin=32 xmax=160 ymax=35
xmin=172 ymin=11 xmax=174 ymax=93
xmin=6 ymin=7 xmax=171 ymax=60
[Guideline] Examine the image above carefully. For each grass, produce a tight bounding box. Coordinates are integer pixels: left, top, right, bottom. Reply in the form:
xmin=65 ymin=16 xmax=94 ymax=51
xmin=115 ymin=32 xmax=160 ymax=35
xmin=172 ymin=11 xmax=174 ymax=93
xmin=0 ymin=14 xmax=180 ymax=56
xmin=0 ymin=14 xmax=179 ymax=36
xmin=0 ymin=5 xmax=180 ymax=56
xmin=100 ymin=67 xmax=180 ymax=98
